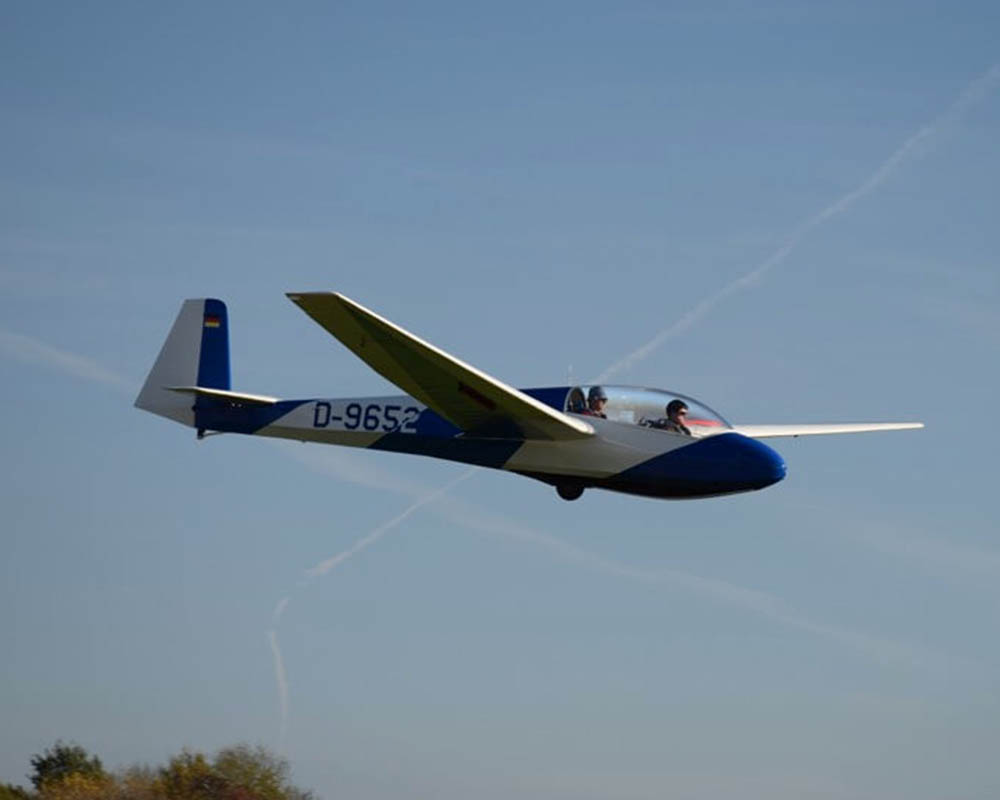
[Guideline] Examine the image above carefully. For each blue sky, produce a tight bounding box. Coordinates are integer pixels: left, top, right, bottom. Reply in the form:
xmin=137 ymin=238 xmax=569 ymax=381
xmin=2 ymin=3 xmax=999 ymax=798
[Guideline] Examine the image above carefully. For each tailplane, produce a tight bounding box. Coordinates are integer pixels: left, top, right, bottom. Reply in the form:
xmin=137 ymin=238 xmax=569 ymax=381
xmin=135 ymin=298 xmax=231 ymax=427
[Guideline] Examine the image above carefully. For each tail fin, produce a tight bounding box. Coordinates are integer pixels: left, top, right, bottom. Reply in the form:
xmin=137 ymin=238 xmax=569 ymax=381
xmin=135 ymin=298 xmax=231 ymax=426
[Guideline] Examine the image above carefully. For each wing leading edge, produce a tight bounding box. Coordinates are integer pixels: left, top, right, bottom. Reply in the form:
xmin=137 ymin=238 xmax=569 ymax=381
xmin=287 ymin=292 xmax=594 ymax=441
xmin=733 ymin=422 xmax=924 ymax=439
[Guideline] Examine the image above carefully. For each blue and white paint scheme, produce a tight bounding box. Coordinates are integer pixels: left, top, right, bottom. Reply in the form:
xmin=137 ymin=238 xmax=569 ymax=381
xmin=136 ymin=294 xmax=923 ymax=501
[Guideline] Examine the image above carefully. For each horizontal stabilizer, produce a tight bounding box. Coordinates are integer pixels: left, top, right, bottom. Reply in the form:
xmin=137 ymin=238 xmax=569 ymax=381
xmin=287 ymin=292 xmax=594 ymax=441
xmin=163 ymin=386 xmax=279 ymax=406
xmin=166 ymin=386 xmax=279 ymax=406
xmin=733 ymin=422 xmax=924 ymax=439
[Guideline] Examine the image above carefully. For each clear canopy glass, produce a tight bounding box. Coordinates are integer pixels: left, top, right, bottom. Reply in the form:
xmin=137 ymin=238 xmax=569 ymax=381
xmin=566 ymin=385 xmax=731 ymax=437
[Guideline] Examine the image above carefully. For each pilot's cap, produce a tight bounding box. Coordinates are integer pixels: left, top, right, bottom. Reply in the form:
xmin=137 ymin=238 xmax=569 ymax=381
xmin=588 ymin=386 xmax=608 ymax=402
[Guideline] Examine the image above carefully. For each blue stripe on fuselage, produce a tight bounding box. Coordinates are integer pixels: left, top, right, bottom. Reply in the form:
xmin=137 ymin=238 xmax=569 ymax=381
xmin=195 ymin=399 xmax=310 ymax=434
xmin=412 ymin=407 xmax=462 ymax=437
xmin=373 ymin=406 xmax=521 ymax=467
xmin=522 ymin=386 xmax=571 ymax=411
xmin=368 ymin=433 xmax=522 ymax=469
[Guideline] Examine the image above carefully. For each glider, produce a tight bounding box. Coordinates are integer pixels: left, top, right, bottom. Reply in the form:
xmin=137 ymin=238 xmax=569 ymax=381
xmin=136 ymin=295 xmax=923 ymax=501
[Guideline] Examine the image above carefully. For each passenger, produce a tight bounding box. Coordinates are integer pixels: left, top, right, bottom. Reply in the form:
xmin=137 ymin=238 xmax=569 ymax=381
xmin=644 ymin=399 xmax=692 ymax=434
xmin=661 ymin=399 xmax=692 ymax=435
xmin=581 ymin=386 xmax=608 ymax=418
xmin=567 ymin=387 xmax=586 ymax=414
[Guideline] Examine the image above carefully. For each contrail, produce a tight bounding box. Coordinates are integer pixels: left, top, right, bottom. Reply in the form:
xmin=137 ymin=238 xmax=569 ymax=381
xmin=271 ymin=439 xmax=428 ymax=502
xmin=431 ymin=493 xmax=961 ymax=672
xmin=267 ymin=467 xmax=476 ymax=744
xmin=272 ymin=445 xmax=962 ymax=670
xmin=266 ymin=628 xmax=290 ymax=748
xmin=305 ymin=468 xmax=477 ymax=577
xmin=841 ymin=520 xmax=1000 ymax=579
xmin=596 ymin=63 xmax=1000 ymax=383
xmin=0 ymin=329 xmax=135 ymax=393
xmin=266 ymin=595 xmax=294 ymax=750
xmin=272 ymin=595 xmax=290 ymax=625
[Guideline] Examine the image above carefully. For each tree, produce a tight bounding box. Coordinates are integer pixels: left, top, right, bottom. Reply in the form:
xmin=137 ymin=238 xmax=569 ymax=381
xmin=157 ymin=752 xmax=226 ymax=800
xmin=109 ymin=767 xmax=162 ymax=800
xmin=9 ymin=742 xmax=312 ymax=800
xmin=211 ymin=746 xmax=290 ymax=800
xmin=36 ymin=773 xmax=108 ymax=800
xmin=159 ymin=746 xmax=312 ymax=800
xmin=29 ymin=743 xmax=105 ymax=792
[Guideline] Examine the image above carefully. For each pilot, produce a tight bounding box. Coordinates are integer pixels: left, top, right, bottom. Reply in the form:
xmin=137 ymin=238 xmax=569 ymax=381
xmin=582 ymin=386 xmax=608 ymax=418
xmin=661 ymin=399 xmax=692 ymax=435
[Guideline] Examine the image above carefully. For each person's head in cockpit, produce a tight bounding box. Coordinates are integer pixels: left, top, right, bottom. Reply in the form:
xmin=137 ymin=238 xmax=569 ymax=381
xmin=585 ymin=386 xmax=608 ymax=418
xmin=665 ymin=399 xmax=691 ymax=435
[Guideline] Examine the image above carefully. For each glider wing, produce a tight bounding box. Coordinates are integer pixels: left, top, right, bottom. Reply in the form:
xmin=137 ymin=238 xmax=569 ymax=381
xmin=287 ymin=292 xmax=594 ymax=441
xmin=732 ymin=422 xmax=924 ymax=438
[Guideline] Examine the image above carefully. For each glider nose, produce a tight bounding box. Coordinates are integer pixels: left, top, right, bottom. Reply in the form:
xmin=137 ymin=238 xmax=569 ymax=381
xmin=672 ymin=432 xmax=786 ymax=493
xmin=743 ymin=436 xmax=786 ymax=488
xmin=612 ymin=431 xmax=787 ymax=498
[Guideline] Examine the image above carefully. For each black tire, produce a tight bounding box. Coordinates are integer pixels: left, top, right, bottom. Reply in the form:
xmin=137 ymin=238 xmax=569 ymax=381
xmin=556 ymin=483 xmax=584 ymax=501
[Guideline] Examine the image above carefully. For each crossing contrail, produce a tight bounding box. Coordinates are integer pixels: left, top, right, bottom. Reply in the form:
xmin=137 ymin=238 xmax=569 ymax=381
xmin=266 ymin=467 xmax=476 ymax=745
xmin=304 ymin=468 xmax=477 ymax=577
xmin=596 ymin=63 xmax=1000 ymax=383
xmin=428 ymin=492 xmax=962 ymax=672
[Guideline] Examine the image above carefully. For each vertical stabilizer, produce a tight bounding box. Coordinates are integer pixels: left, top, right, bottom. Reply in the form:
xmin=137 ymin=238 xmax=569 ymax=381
xmin=135 ymin=298 xmax=231 ymax=426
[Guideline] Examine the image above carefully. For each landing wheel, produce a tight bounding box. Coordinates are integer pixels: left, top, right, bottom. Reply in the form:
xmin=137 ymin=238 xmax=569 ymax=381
xmin=556 ymin=483 xmax=584 ymax=501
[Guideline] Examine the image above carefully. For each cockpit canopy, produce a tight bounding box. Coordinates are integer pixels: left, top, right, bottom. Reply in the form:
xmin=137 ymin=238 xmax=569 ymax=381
xmin=565 ymin=385 xmax=731 ymax=436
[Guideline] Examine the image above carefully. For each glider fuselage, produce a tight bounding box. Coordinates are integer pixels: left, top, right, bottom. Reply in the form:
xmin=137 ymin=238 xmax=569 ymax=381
xmin=193 ymin=387 xmax=787 ymax=500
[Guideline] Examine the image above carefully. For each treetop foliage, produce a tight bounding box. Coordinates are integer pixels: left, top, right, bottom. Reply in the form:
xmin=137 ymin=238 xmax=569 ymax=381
xmin=29 ymin=743 xmax=105 ymax=791
xmin=4 ymin=743 xmax=312 ymax=800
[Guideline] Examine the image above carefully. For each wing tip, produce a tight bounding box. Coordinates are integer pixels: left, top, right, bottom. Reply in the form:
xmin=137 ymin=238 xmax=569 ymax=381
xmin=287 ymin=291 xmax=362 ymax=315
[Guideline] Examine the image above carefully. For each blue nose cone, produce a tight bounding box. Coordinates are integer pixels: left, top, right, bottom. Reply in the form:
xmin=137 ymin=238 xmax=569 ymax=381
xmin=611 ymin=432 xmax=786 ymax=498
xmin=737 ymin=435 xmax=787 ymax=488
xmin=669 ymin=432 xmax=786 ymax=492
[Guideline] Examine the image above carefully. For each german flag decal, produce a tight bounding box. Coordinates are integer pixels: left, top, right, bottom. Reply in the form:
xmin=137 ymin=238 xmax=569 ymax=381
xmin=204 ymin=315 xmax=221 ymax=328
